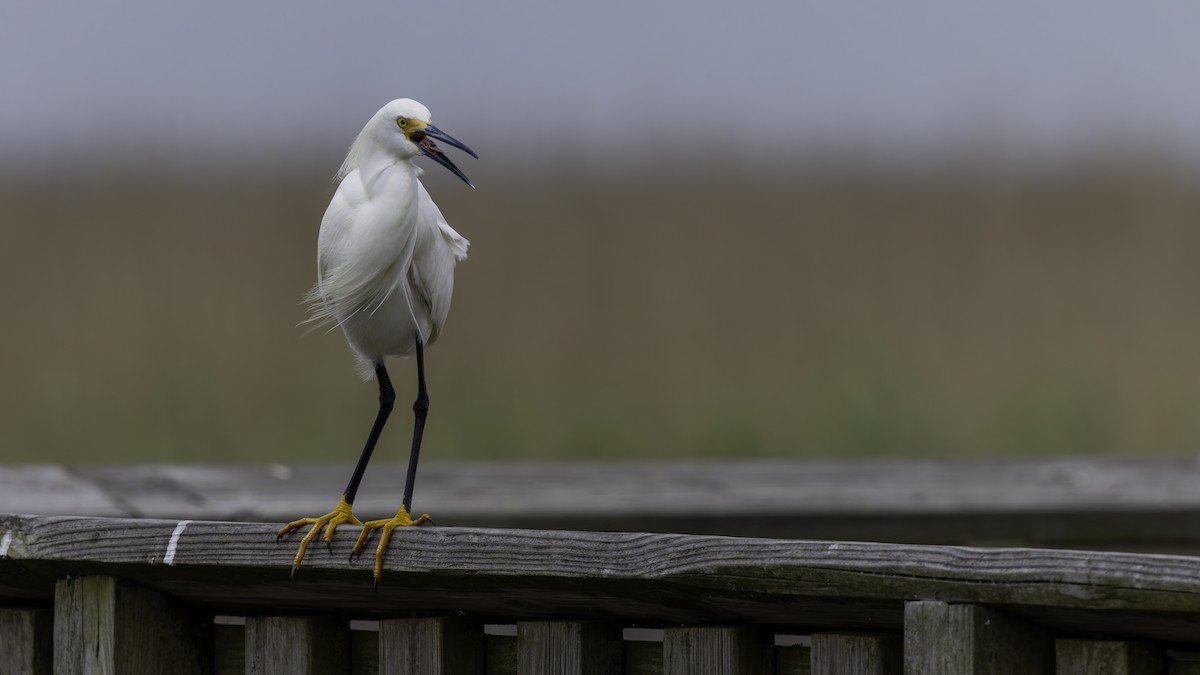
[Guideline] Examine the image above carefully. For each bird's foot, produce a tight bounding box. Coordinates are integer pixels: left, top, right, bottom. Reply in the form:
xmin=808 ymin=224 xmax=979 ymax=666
xmin=350 ymin=505 xmax=432 ymax=586
xmin=276 ymin=495 xmax=363 ymax=577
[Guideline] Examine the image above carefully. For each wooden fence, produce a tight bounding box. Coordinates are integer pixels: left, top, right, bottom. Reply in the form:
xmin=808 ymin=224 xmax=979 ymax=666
xmin=5 ymin=459 xmax=1200 ymax=552
xmin=3 ymin=514 xmax=1200 ymax=674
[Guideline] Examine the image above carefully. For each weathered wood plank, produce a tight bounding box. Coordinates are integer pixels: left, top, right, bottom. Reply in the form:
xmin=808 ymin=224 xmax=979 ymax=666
xmin=663 ymin=626 xmax=772 ymax=675
xmin=379 ymin=616 xmax=481 ymax=675
xmin=517 ymin=621 xmax=621 ymax=675
xmin=6 ymin=516 xmax=1200 ymax=643
xmin=904 ymin=601 xmax=1052 ymax=675
xmin=53 ymin=575 xmax=210 ymax=675
xmin=0 ymin=466 xmax=127 ymax=517
xmin=811 ymin=632 xmax=900 ymax=675
xmin=244 ymin=616 xmax=349 ymax=675
xmin=9 ymin=459 xmax=1200 ymax=549
xmin=776 ymin=645 xmax=812 ymax=675
xmin=1056 ymin=639 xmax=1165 ymax=675
xmin=4 ymin=515 xmax=1200 ymax=645
xmin=0 ymin=608 xmax=52 ymax=675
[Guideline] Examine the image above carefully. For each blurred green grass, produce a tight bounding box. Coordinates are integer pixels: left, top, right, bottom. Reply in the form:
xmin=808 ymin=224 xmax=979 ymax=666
xmin=3 ymin=160 xmax=1200 ymax=463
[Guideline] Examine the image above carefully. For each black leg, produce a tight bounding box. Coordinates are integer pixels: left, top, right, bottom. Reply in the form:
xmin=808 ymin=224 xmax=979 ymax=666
xmin=402 ymin=337 xmax=429 ymax=512
xmin=342 ymin=362 xmax=395 ymax=505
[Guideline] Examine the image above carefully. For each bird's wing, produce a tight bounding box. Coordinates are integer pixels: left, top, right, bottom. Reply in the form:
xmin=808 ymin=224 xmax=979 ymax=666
xmin=418 ymin=180 xmax=469 ymax=263
xmin=408 ymin=181 xmax=469 ymax=345
xmin=306 ymin=169 xmax=420 ymax=330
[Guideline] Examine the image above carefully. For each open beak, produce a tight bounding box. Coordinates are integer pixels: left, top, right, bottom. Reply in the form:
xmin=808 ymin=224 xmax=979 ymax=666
xmin=413 ymin=124 xmax=478 ymax=188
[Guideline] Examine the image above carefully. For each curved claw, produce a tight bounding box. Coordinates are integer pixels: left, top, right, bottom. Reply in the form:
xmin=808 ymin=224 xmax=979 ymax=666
xmin=349 ymin=519 xmax=376 ymax=561
xmin=353 ymin=506 xmax=432 ymax=584
xmin=276 ymin=496 xmax=363 ymax=577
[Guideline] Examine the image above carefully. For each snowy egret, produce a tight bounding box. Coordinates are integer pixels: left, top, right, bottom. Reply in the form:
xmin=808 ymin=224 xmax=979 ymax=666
xmin=277 ymin=98 xmax=477 ymax=583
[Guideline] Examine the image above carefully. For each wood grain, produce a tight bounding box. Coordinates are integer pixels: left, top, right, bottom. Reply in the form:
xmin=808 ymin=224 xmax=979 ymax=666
xmin=903 ymin=601 xmax=1053 ymax=675
xmin=4 ymin=515 xmax=1200 ymax=646
xmin=0 ymin=608 xmax=52 ymax=675
xmin=1055 ymin=639 xmax=1165 ymax=675
xmin=8 ymin=459 xmax=1200 ymax=550
xmin=663 ymin=626 xmax=772 ymax=675
xmin=379 ymin=616 xmax=482 ymax=675
xmin=811 ymin=632 xmax=900 ymax=675
xmin=517 ymin=621 xmax=621 ymax=675
xmin=244 ymin=616 xmax=349 ymax=675
xmin=52 ymin=576 xmax=210 ymax=675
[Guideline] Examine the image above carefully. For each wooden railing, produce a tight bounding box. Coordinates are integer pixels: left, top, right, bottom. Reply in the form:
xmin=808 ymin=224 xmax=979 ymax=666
xmin=2 ymin=514 xmax=1200 ymax=673
xmin=6 ymin=459 xmax=1200 ymax=553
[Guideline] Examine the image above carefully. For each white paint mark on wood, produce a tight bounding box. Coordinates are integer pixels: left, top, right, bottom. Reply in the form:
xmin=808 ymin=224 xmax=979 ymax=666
xmin=7 ymin=515 xmax=1200 ymax=645
xmin=163 ymin=520 xmax=191 ymax=565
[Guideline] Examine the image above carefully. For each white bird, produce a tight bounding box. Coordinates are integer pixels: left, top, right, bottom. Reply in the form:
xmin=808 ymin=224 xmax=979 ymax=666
xmin=277 ymin=98 xmax=477 ymax=583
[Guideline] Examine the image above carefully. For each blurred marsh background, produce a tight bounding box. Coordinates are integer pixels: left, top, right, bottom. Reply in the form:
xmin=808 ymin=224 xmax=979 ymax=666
xmin=3 ymin=2 xmax=1200 ymax=464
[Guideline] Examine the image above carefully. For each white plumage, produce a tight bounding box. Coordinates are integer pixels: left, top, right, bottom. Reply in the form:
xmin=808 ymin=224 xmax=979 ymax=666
xmin=278 ymin=98 xmax=477 ymax=583
xmin=308 ymin=98 xmax=470 ymax=377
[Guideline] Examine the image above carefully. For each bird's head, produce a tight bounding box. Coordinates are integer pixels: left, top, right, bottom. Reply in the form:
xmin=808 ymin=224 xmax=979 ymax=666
xmin=373 ymin=98 xmax=478 ymax=187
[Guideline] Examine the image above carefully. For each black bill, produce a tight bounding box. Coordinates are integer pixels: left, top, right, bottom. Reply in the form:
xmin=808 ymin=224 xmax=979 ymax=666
xmin=415 ymin=124 xmax=478 ymax=188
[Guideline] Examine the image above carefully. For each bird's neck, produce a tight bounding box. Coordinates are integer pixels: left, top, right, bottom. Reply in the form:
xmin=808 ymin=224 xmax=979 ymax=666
xmin=357 ymin=146 xmax=416 ymax=198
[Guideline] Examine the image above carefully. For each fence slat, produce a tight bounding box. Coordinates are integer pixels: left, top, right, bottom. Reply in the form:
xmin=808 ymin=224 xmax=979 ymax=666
xmin=53 ymin=575 xmax=210 ymax=675
xmin=0 ymin=608 xmax=52 ymax=675
xmin=1056 ymin=639 xmax=1165 ymax=675
xmin=517 ymin=621 xmax=622 ymax=675
xmin=379 ymin=616 xmax=482 ymax=675
xmin=903 ymin=601 xmax=1052 ymax=675
xmin=812 ymin=632 xmax=900 ymax=675
xmin=663 ymin=626 xmax=772 ymax=675
xmin=245 ymin=616 xmax=349 ymax=675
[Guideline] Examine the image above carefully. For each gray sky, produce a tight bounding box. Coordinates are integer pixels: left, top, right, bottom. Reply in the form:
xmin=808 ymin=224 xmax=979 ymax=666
xmin=3 ymin=1 xmax=1200 ymax=170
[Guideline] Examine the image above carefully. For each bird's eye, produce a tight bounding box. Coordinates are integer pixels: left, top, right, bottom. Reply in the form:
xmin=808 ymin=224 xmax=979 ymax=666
xmin=396 ymin=118 xmax=408 ymax=128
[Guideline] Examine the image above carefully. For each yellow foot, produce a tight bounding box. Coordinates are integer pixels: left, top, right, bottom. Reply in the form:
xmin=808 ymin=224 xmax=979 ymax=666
xmin=350 ymin=505 xmax=432 ymax=587
xmin=276 ymin=495 xmax=363 ymax=578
